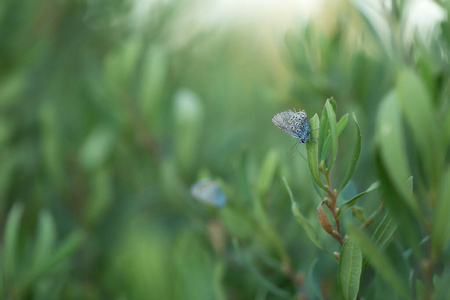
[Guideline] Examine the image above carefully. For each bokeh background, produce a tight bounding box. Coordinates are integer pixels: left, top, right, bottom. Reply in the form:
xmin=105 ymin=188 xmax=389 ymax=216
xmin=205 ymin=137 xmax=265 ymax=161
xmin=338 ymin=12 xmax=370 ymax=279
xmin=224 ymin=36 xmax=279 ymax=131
xmin=1 ymin=0 xmax=449 ymax=299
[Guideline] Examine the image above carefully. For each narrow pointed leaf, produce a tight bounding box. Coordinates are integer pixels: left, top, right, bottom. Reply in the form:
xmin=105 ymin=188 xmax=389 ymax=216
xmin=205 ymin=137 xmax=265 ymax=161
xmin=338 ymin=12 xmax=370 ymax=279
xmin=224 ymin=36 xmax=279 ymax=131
xmin=406 ymin=176 xmax=413 ymax=192
xmin=4 ymin=203 xmax=24 ymax=279
xmin=321 ymin=113 xmax=348 ymax=161
xmin=319 ymin=103 xmax=330 ymax=161
xmin=337 ymin=182 xmax=379 ymax=219
xmin=329 ymin=97 xmax=337 ymax=113
xmin=42 ymin=230 xmax=84 ymax=273
xmin=257 ymin=149 xmax=279 ymax=197
xmin=319 ymin=98 xmax=337 ymax=161
xmin=22 ymin=230 xmax=84 ymax=289
xmin=283 ymin=178 xmax=325 ymax=252
xmin=348 ymin=225 xmax=409 ymax=298
xmin=339 ymin=113 xmax=361 ymax=191
xmin=338 ymin=237 xmax=362 ymax=300
xmin=306 ymin=114 xmax=323 ymax=189
xmin=375 ymin=150 xmax=423 ymax=260
xmin=31 ymin=210 xmax=56 ymax=274
xmin=397 ymin=69 xmax=441 ymax=184
xmin=325 ymin=99 xmax=338 ymax=174
xmin=375 ymin=91 xmax=421 ymax=218
xmin=337 ymin=114 xmax=349 ymax=135
xmin=372 ymin=214 xmax=397 ymax=250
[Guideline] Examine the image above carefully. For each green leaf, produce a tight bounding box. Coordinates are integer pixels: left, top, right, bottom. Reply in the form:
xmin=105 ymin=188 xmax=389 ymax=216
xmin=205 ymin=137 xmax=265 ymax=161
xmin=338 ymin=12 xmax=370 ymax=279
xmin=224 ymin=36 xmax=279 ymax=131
xmin=352 ymin=0 xmax=395 ymax=57
xmin=339 ymin=113 xmax=361 ymax=191
xmin=375 ymin=91 xmax=421 ymax=218
xmin=257 ymin=149 xmax=279 ymax=197
xmin=79 ymin=125 xmax=116 ymax=171
xmin=318 ymin=99 xmax=338 ymax=161
xmin=283 ymin=178 xmax=326 ymax=253
xmin=406 ymin=176 xmax=413 ymax=192
xmin=337 ymin=114 xmax=349 ymax=134
xmin=321 ymin=113 xmax=348 ymax=161
xmin=325 ymin=99 xmax=338 ymax=174
xmin=337 ymin=113 xmax=349 ymax=131
xmin=372 ymin=214 xmax=397 ymax=250
xmin=348 ymin=225 xmax=409 ymax=298
xmin=415 ymin=279 xmax=425 ymax=300
xmin=329 ymin=97 xmax=337 ymax=114
xmin=252 ymin=192 xmax=289 ymax=264
xmin=432 ymin=168 xmax=450 ymax=261
xmin=338 ymin=236 xmax=362 ymax=300
xmin=337 ymin=182 xmax=379 ymax=219
xmin=4 ymin=203 xmax=24 ymax=279
xmin=319 ymin=103 xmax=330 ymax=161
xmin=306 ymin=114 xmax=323 ymax=189
xmin=375 ymin=150 xmax=423 ymax=260
xmin=396 ymin=69 xmax=441 ymax=184
xmin=22 ymin=230 xmax=84 ymax=289
xmin=31 ymin=210 xmax=56 ymax=274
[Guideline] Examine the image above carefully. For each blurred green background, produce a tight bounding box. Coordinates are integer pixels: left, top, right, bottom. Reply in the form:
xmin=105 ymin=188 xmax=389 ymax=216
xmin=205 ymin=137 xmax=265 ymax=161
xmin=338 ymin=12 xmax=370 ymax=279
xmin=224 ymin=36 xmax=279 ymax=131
xmin=1 ymin=0 xmax=449 ymax=299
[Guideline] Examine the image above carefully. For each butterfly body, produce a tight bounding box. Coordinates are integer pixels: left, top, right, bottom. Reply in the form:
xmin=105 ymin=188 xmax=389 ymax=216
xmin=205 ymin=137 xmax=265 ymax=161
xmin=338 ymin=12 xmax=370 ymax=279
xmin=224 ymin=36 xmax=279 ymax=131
xmin=272 ymin=109 xmax=311 ymax=143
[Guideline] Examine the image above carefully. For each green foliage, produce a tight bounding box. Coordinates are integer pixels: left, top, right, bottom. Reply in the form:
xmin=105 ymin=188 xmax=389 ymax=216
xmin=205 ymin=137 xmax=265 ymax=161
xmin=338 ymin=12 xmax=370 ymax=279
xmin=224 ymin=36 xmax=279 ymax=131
xmin=306 ymin=114 xmax=322 ymax=189
xmin=339 ymin=113 xmax=361 ymax=192
xmin=284 ymin=178 xmax=327 ymax=254
xmin=337 ymin=182 xmax=379 ymax=219
xmin=0 ymin=0 xmax=449 ymax=299
xmin=338 ymin=237 xmax=362 ymax=300
xmin=2 ymin=204 xmax=83 ymax=299
xmin=325 ymin=99 xmax=338 ymax=174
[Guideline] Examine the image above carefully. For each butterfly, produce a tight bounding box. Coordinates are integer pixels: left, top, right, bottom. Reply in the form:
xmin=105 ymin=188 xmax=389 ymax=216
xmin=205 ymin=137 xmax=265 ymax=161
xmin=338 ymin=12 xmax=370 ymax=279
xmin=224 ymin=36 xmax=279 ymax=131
xmin=190 ymin=178 xmax=227 ymax=207
xmin=272 ymin=109 xmax=311 ymax=143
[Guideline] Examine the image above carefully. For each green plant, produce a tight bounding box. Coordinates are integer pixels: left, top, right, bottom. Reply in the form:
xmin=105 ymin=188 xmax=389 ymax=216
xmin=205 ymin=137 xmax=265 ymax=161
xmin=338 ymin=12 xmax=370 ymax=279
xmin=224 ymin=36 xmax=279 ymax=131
xmin=284 ymin=85 xmax=449 ymax=299
xmin=285 ymin=98 xmax=372 ymax=299
xmin=1 ymin=0 xmax=449 ymax=299
xmin=277 ymin=1 xmax=450 ymax=298
xmin=1 ymin=203 xmax=83 ymax=300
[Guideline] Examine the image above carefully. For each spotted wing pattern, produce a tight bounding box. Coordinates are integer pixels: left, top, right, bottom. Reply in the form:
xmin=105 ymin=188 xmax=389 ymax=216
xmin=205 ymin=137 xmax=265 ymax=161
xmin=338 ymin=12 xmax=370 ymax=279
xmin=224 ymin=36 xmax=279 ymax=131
xmin=271 ymin=109 xmax=311 ymax=143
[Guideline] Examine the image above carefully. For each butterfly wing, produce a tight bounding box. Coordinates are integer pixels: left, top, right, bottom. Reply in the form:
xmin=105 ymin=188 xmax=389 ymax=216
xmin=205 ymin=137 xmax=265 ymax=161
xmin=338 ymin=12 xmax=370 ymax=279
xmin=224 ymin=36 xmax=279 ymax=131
xmin=271 ymin=110 xmax=298 ymax=138
xmin=272 ymin=109 xmax=311 ymax=142
xmin=190 ymin=179 xmax=227 ymax=207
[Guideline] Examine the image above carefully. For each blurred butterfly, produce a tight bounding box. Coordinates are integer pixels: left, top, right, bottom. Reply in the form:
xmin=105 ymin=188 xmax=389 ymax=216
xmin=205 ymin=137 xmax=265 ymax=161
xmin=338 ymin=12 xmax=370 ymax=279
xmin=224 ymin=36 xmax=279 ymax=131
xmin=272 ymin=109 xmax=311 ymax=143
xmin=190 ymin=178 xmax=227 ymax=207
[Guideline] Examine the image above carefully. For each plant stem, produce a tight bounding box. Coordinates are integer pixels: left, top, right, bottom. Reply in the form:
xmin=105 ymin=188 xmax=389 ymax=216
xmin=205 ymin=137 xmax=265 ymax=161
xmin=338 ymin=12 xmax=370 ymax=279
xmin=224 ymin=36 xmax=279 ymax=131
xmin=320 ymin=165 xmax=343 ymax=247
